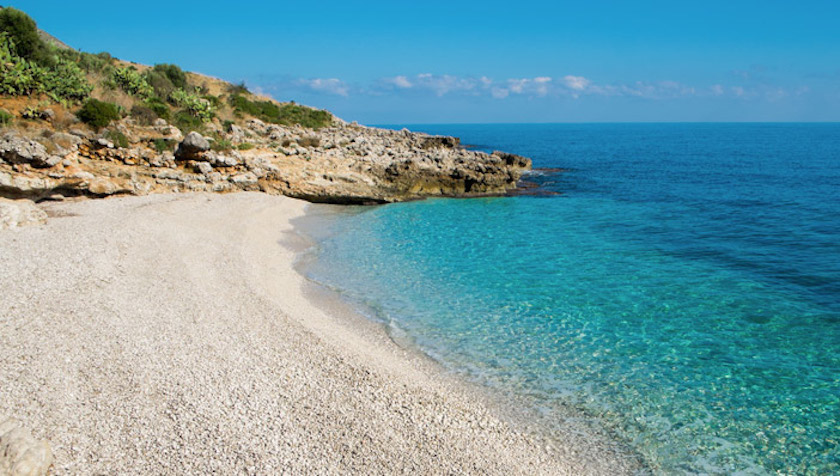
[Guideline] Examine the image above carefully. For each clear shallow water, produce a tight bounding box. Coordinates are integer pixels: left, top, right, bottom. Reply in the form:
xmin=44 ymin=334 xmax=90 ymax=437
xmin=302 ymin=124 xmax=840 ymax=474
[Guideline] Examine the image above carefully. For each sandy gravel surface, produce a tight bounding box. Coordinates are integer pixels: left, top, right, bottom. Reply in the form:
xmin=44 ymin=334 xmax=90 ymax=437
xmin=0 ymin=193 xmax=640 ymax=474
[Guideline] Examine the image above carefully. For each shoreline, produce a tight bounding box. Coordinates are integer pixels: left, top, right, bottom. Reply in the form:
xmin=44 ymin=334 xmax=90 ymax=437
xmin=291 ymin=202 xmax=648 ymax=473
xmin=0 ymin=192 xmax=642 ymax=474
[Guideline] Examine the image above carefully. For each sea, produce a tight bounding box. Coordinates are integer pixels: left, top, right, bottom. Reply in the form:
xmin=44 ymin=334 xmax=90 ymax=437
xmin=299 ymin=123 xmax=840 ymax=474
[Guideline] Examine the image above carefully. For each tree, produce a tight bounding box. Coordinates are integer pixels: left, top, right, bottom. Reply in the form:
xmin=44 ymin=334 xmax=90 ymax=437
xmin=0 ymin=7 xmax=44 ymax=62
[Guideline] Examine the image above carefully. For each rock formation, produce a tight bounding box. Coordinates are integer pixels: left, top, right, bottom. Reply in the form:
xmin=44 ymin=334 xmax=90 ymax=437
xmin=0 ymin=118 xmax=531 ymax=204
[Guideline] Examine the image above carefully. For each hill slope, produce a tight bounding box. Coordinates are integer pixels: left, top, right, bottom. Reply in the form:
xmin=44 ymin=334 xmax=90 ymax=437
xmin=0 ymin=7 xmax=530 ymax=204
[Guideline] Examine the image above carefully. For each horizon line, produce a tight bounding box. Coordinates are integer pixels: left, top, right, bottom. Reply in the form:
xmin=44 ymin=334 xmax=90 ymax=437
xmin=371 ymin=120 xmax=840 ymax=126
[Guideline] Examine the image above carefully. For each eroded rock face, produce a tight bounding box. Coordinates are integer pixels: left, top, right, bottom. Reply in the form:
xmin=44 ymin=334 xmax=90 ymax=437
xmin=0 ymin=132 xmax=62 ymax=168
xmin=0 ymin=419 xmax=53 ymax=476
xmin=0 ymin=118 xmax=531 ymax=204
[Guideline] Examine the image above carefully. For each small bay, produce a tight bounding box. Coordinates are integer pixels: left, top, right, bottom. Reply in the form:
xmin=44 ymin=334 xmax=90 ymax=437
xmin=302 ymin=123 xmax=840 ymax=474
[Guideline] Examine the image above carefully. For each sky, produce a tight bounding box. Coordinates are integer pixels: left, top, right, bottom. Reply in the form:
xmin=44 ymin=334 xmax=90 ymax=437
xmin=8 ymin=0 xmax=840 ymax=123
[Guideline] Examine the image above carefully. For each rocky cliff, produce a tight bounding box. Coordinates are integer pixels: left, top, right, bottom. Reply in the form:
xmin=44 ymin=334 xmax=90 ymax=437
xmin=0 ymin=114 xmax=531 ymax=204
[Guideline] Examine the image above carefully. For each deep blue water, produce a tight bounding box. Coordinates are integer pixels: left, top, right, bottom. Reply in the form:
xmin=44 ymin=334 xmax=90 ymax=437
xmin=302 ymin=124 xmax=840 ymax=474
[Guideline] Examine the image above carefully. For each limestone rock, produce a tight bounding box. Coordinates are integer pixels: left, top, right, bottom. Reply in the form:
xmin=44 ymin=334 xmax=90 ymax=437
xmin=205 ymin=151 xmax=239 ymax=168
xmin=87 ymin=177 xmax=121 ymax=196
xmin=0 ymin=419 xmax=53 ymax=475
xmin=0 ymin=114 xmax=531 ymax=203
xmin=38 ymin=109 xmax=55 ymax=121
xmin=175 ymin=132 xmax=210 ymax=160
xmin=68 ymin=128 xmax=91 ymax=139
xmin=492 ymin=151 xmax=531 ymax=168
xmin=0 ymin=199 xmax=47 ymax=229
xmin=230 ymin=172 xmax=258 ymax=186
xmin=94 ymin=138 xmax=114 ymax=149
xmin=194 ymin=162 xmax=213 ymax=175
xmin=0 ymin=133 xmax=61 ymax=168
xmin=228 ymin=124 xmax=246 ymax=143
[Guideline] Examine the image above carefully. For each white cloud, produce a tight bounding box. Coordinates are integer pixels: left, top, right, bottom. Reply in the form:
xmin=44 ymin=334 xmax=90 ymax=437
xmin=499 ymin=77 xmax=553 ymax=97
xmin=296 ymin=78 xmax=349 ymax=97
xmin=562 ymin=75 xmax=590 ymax=91
xmin=279 ymin=73 xmax=802 ymax=104
xmin=381 ymin=74 xmax=481 ymax=96
xmin=390 ymin=75 xmax=413 ymax=88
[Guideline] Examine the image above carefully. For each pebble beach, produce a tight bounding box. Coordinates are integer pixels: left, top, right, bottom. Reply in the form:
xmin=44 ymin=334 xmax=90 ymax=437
xmin=0 ymin=193 xmax=637 ymax=474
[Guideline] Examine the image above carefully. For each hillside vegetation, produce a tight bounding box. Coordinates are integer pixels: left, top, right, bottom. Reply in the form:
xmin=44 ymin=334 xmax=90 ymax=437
xmin=0 ymin=6 xmax=333 ymax=136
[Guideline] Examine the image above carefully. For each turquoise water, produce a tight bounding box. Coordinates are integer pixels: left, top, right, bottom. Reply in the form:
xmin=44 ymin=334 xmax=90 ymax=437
xmin=302 ymin=124 xmax=840 ymax=474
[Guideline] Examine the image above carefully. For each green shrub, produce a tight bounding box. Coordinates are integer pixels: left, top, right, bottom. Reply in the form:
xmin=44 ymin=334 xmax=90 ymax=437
xmin=112 ymin=67 xmax=153 ymax=98
xmin=145 ymin=97 xmax=170 ymax=120
xmin=202 ymin=94 xmax=220 ymax=108
xmin=77 ymin=98 xmax=121 ymax=130
xmin=227 ymin=81 xmax=249 ymax=95
xmin=171 ymin=89 xmax=214 ymax=122
xmin=105 ymin=129 xmax=129 ymax=148
xmin=152 ymin=64 xmax=187 ymax=90
xmin=153 ymin=138 xmax=174 ymax=153
xmin=236 ymin=142 xmax=254 ymax=150
xmin=172 ymin=110 xmax=204 ymax=134
xmin=222 ymin=119 xmax=234 ymax=131
xmin=230 ymin=93 xmax=275 ymax=118
xmin=144 ymin=69 xmax=175 ymax=100
xmin=130 ymin=104 xmax=158 ymax=125
xmin=0 ymin=108 xmax=12 ymax=126
xmin=211 ymin=137 xmax=232 ymax=151
xmin=73 ymin=51 xmax=114 ymax=74
xmin=278 ymin=104 xmax=332 ymax=129
xmin=229 ymin=94 xmax=331 ymax=129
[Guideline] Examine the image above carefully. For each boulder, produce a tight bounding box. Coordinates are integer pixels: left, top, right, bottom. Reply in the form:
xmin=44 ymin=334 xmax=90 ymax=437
xmin=0 ymin=199 xmax=48 ymax=229
xmin=175 ymin=132 xmax=210 ymax=160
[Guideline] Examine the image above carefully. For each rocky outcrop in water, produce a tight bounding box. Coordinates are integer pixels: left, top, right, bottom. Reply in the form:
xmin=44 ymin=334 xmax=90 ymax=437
xmin=0 ymin=119 xmax=530 ymax=204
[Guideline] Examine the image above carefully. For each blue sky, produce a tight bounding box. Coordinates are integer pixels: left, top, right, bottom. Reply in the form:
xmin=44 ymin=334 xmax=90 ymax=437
xmin=8 ymin=1 xmax=840 ymax=123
